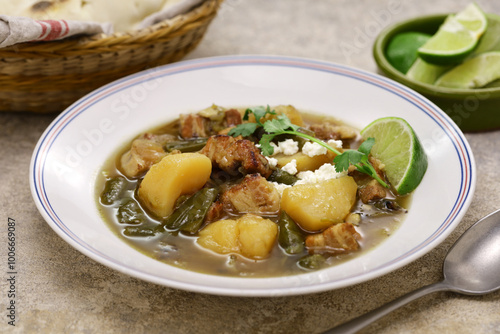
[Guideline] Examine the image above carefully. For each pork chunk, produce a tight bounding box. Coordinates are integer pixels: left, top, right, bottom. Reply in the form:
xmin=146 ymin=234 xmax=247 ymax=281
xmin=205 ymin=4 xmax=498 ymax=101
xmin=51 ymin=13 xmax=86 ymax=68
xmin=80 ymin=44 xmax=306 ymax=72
xmin=139 ymin=133 xmax=176 ymax=145
xmin=348 ymin=155 xmax=386 ymax=183
xmin=221 ymin=174 xmax=280 ymax=216
xmin=179 ymin=114 xmax=209 ymax=139
xmin=358 ymin=179 xmax=387 ymax=204
xmin=224 ymin=108 xmax=243 ymax=127
xmin=204 ymin=199 xmax=225 ymax=224
xmin=120 ymin=133 xmax=176 ymax=178
xmin=201 ymin=135 xmax=272 ymax=177
xmin=369 ymin=156 xmax=385 ymax=178
xmin=310 ymin=122 xmax=358 ymax=141
xmin=179 ymin=107 xmax=243 ymax=139
xmin=305 ymin=222 xmax=360 ymax=254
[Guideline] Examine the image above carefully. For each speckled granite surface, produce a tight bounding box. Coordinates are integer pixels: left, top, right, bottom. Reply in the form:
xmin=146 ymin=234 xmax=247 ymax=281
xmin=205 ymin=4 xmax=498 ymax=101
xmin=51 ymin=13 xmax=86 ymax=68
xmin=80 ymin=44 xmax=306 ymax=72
xmin=1 ymin=1 xmax=500 ymax=333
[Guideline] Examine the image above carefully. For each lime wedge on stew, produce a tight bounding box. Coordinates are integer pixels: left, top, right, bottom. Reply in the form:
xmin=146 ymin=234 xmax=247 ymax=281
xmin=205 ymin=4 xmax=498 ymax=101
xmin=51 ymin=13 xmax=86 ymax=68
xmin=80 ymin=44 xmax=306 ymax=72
xmin=386 ymin=32 xmax=431 ymax=73
xmin=435 ymin=51 xmax=500 ymax=88
xmin=406 ymin=58 xmax=451 ymax=84
xmin=418 ymin=3 xmax=487 ymax=65
xmin=361 ymin=117 xmax=427 ymax=195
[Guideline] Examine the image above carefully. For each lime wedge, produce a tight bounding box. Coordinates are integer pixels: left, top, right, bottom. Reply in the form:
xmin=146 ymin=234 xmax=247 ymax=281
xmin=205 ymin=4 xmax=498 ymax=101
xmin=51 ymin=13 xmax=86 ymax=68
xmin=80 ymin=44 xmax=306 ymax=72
xmin=418 ymin=17 xmax=478 ymax=64
xmin=361 ymin=117 xmax=428 ymax=195
xmin=454 ymin=2 xmax=488 ymax=36
xmin=484 ymin=78 xmax=500 ymax=88
xmin=471 ymin=13 xmax=500 ymax=55
xmin=435 ymin=51 xmax=500 ymax=88
xmin=386 ymin=32 xmax=431 ymax=73
xmin=418 ymin=3 xmax=487 ymax=65
xmin=406 ymin=58 xmax=451 ymax=84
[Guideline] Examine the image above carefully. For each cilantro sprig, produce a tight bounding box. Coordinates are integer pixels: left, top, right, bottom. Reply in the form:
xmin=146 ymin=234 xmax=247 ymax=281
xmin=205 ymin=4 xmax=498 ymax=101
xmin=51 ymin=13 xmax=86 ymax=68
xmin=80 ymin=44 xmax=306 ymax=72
xmin=228 ymin=105 xmax=276 ymax=137
xmin=228 ymin=106 xmax=388 ymax=188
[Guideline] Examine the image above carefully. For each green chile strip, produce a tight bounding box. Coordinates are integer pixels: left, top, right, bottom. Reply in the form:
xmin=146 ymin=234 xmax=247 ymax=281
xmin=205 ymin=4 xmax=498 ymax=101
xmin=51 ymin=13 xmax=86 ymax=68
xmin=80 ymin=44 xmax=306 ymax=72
xmin=123 ymin=226 xmax=156 ymax=237
xmin=267 ymin=168 xmax=298 ymax=185
xmin=164 ymin=138 xmax=208 ymax=153
xmin=100 ymin=176 xmax=127 ymax=205
xmin=278 ymin=211 xmax=305 ymax=254
xmin=298 ymin=254 xmax=326 ymax=270
xmin=159 ymin=187 xmax=219 ymax=233
xmin=117 ymin=199 xmax=146 ymax=225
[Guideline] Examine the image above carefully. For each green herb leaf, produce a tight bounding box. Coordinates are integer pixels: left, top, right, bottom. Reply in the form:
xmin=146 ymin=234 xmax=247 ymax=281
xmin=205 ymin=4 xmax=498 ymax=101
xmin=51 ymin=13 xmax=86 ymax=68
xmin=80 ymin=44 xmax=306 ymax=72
xmin=243 ymin=105 xmax=275 ymax=124
xmin=230 ymin=105 xmax=276 ymax=137
xmin=332 ymin=137 xmax=388 ymax=188
xmin=263 ymin=115 xmax=300 ymax=134
xmin=260 ymin=134 xmax=275 ymax=156
xmin=228 ymin=122 xmax=259 ymax=137
xmin=229 ymin=106 xmax=388 ymax=188
xmin=356 ymin=164 xmax=372 ymax=175
xmin=333 ymin=150 xmax=364 ymax=172
xmin=358 ymin=137 xmax=375 ymax=155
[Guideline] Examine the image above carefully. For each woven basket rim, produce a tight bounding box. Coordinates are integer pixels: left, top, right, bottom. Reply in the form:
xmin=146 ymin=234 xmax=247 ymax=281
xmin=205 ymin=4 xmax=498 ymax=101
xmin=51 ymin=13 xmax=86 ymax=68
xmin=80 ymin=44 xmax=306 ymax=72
xmin=0 ymin=0 xmax=222 ymax=113
xmin=0 ymin=0 xmax=221 ymax=53
xmin=88 ymin=0 xmax=220 ymax=42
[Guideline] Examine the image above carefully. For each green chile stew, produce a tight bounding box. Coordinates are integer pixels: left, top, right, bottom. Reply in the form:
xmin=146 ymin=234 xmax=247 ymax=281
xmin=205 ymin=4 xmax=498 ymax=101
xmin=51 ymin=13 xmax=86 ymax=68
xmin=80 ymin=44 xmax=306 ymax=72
xmin=96 ymin=105 xmax=410 ymax=278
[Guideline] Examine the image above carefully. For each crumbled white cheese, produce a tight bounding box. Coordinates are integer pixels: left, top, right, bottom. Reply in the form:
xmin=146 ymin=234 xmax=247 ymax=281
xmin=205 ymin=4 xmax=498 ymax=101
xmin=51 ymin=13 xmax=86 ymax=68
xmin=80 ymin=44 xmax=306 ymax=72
xmin=296 ymin=163 xmax=347 ymax=185
xmin=302 ymin=142 xmax=327 ymax=157
xmin=281 ymin=159 xmax=298 ymax=175
xmin=272 ymin=162 xmax=348 ymax=195
xmin=271 ymin=162 xmax=348 ymax=195
xmin=270 ymin=142 xmax=280 ymax=154
xmin=265 ymin=156 xmax=278 ymax=168
xmin=274 ymin=139 xmax=299 ymax=156
xmin=271 ymin=182 xmax=292 ymax=196
xmin=327 ymin=139 xmax=343 ymax=149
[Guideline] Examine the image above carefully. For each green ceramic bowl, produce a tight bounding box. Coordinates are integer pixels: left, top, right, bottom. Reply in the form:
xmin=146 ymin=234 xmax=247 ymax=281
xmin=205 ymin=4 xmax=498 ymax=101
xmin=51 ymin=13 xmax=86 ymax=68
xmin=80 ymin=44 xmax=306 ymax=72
xmin=373 ymin=14 xmax=500 ymax=132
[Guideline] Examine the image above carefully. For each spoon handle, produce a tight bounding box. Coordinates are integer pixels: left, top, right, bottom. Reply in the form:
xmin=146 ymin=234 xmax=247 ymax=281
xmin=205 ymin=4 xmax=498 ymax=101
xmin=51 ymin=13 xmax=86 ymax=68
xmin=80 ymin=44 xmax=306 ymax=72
xmin=322 ymin=281 xmax=451 ymax=334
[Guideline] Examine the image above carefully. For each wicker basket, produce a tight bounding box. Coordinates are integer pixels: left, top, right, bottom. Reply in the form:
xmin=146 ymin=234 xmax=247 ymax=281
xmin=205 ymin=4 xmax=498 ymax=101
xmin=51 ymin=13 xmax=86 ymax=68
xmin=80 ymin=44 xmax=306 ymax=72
xmin=0 ymin=0 xmax=222 ymax=113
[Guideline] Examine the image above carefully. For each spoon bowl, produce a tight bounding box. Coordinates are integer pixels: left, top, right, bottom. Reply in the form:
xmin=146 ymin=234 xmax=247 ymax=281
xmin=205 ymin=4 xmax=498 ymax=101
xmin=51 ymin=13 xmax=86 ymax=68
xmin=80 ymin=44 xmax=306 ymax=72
xmin=444 ymin=210 xmax=500 ymax=294
xmin=324 ymin=209 xmax=500 ymax=334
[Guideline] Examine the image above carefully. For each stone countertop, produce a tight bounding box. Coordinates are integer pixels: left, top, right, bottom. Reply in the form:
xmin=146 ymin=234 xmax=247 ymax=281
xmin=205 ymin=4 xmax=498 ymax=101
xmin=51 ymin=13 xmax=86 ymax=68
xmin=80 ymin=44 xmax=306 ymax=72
xmin=1 ymin=0 xmax=500 ymax=333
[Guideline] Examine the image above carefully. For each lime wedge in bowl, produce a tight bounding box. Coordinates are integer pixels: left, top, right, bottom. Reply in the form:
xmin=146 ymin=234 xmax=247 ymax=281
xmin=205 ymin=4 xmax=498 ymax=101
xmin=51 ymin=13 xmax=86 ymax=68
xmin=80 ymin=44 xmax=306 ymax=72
xmin=454 ymin=2 xmax=488 ymax=36
xmin=485 ymin=79 xmax=500 ymax=88
xmin=418 ymin=3 xmax=487 ymax=65
xmin=471 ymin=13 xmax=500 ymax=55
xmin=361 ymin=117 xmax=428 ymax=195
xmin=386 ymin=32 xmax=431 ymax=73
xmin=435 ymin=51 xmax=500 ymax=88
xmin=406 ymin=58 xmax=451 ymax=84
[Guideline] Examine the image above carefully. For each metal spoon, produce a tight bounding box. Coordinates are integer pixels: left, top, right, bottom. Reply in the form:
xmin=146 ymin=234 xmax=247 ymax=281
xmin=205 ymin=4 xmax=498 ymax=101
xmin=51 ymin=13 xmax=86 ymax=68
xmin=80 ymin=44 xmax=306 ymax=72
xmin=323 ymin=209 xmax=500 ymax=334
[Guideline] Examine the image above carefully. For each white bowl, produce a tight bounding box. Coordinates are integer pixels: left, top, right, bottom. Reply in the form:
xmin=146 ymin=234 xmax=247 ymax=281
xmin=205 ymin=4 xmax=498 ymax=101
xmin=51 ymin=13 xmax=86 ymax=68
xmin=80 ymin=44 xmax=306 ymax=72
xmin=30 ymin=55 xmax=476 ymax=296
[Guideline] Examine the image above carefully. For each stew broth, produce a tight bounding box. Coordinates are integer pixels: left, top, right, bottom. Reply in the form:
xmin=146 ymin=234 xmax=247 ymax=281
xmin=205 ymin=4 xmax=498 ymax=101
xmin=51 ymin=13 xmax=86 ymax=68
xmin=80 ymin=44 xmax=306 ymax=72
xmin=96 ymin=107 xmax=410 ymax=278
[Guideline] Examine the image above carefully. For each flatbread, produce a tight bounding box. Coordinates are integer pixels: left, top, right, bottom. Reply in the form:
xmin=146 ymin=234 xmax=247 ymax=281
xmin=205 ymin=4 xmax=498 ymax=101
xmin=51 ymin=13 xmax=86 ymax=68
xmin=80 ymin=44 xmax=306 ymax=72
xmin=2 ymin=0 xmax=183 ymax=32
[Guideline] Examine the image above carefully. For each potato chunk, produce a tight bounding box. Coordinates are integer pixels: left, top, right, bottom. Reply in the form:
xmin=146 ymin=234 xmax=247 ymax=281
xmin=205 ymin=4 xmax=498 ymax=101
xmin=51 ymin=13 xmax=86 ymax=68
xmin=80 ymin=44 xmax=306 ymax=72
xmin=238 ymin=214 xmax=278 ymax=259
xmin=198 ymin=219 xmax=239 ymax=254
xmin=273 ymin=105 xmax=304 ymax=126
xmin=138 ymin=153 xmax=212 ymax=218
xmin=281 ymin=177 xmax=357 ymax=232
xmin=197 ymin=214 xmax=278 ymax=260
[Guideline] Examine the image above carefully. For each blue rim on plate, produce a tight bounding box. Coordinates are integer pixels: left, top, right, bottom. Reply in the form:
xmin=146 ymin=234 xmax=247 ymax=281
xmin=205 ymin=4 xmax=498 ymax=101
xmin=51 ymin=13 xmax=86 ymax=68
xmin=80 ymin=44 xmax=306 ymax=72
xmin=29 ymin=55 xmax=476 ymax=296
